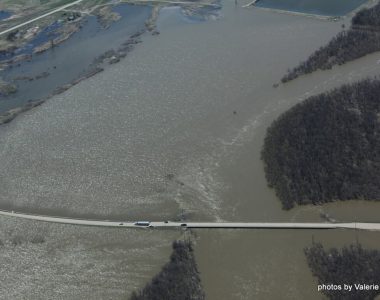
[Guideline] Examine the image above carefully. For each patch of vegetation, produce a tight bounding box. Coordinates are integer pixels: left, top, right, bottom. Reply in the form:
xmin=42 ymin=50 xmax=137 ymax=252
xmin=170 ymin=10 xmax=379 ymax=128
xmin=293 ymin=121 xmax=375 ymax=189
xmin=0 ymin=100 xmax=44 ymax=125
xmin=282 ymin=2 xmax=380 ymax=83
xmin=0 ymin=79 xmax=17 ymax=96
xmin=130 ymin=240 xmax=205 ymax=300
xmin=261 ymin=79 xmax=380 ymax=209
xmin=352 ymin=2 xmax=380 ymax=28
xmin=305 ymin=243 xmax=380 ymax=300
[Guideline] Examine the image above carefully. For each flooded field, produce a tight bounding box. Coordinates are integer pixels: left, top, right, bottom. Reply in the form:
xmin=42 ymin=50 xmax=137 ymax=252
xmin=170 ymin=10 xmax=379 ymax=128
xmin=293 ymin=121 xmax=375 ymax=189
xmin=0 ymin=10 xmax=11 ymax=21
xmin=0 ymin=215 xmax=179 ymax=300
xmin=1 ymin=0 xmax=380 ymax=299
xmin=255 ymin=0 xmax=368 ymax=16
xmin=196 ymin=229 xmax=380 ymax=299
xmin=0 ymin=4 xmax=151 ymax=114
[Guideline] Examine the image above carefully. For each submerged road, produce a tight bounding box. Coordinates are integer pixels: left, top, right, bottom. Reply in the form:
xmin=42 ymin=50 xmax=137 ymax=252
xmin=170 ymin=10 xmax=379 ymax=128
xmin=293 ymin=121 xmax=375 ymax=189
xmin=0 ymin=209 xmax=380 ymax=230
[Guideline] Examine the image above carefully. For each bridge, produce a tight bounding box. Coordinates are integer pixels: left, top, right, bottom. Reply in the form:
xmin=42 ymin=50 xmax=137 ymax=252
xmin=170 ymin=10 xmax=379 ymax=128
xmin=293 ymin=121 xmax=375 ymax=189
xmin=0 ymin=209 xmax=379 ymax=231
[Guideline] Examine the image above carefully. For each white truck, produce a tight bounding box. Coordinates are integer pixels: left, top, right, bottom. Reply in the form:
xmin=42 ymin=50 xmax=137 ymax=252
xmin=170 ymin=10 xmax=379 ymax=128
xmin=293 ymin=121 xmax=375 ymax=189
xmin=134 ymin=221 xmax=151 ymax=227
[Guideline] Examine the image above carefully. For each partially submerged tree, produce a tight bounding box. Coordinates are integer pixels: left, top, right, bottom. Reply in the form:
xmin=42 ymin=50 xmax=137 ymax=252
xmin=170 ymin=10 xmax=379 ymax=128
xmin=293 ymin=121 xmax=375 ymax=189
xmin=305 ymin=243 xmax=380 ymax=300
xmin=262 ymin=79 xmax=380 ymax=209
xmin=130 ymin=240 xmax=205 ymax=300
xmin=282 ymin=1 xmax=380 ymax=83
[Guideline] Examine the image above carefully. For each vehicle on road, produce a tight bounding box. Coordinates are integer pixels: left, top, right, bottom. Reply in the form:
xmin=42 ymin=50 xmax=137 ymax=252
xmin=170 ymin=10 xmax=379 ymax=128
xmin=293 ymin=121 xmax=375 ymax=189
xmin=181 ymin=223 xmax=187 ymax=227
xmin=134 ymin=221 xmax=151 ymax=226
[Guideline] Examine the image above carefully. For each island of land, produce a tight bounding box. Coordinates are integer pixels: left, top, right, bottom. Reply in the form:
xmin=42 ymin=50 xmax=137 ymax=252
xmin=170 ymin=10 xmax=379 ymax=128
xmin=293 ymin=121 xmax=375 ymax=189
xmin=262 ymin=79 xmax=380 ymax=209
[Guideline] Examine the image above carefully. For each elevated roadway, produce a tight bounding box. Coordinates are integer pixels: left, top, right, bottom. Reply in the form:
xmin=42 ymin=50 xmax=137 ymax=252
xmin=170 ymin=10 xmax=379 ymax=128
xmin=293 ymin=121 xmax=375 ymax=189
xmin=0 ymin=209 xmax=379 ymax=231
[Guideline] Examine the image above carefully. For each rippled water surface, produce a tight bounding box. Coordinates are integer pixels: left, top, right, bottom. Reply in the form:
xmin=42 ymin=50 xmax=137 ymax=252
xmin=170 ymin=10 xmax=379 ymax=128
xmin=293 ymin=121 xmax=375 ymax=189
xmin=1 ymin=0 xmax=380 ymax=299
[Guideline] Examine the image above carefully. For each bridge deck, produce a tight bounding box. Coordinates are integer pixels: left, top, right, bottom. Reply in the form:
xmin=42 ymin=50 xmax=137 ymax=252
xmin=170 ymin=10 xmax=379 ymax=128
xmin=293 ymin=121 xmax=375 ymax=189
xmin=0 ymin=210 xmax=379 ymax=230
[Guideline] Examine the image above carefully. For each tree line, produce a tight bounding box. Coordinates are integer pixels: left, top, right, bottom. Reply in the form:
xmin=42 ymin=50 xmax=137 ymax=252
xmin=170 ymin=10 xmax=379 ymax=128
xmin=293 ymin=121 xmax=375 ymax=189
xmin=282 ymin=1 xmax=380 ymax=83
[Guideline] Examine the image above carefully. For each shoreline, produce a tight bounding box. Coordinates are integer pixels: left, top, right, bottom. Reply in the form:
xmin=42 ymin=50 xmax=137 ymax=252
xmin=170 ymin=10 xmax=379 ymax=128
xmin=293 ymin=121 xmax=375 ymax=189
xmin=0 ymin=31 xmax=145 ymax=126
xmin=0 ymin=0 xmax=219 ymax=126
xmin=0 ymin=6 xmax=152 ymax=125
xmin=244 ymin=0 xmax=377 ymax=21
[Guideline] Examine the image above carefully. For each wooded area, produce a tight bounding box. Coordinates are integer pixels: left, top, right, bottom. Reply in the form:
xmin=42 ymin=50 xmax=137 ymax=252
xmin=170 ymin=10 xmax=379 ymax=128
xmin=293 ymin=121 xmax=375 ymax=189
xmin=262 ymin=79 xmax=380 ymax=209
xmin=282 ymin=2 xmax=380 ymax=83
xmin=352 ymin=2 xmax=380 ymax=28
xmin=305 ymin=243 xmax=380 ymax=300
xmin=130 ymin=240 xmax=205 ymax=300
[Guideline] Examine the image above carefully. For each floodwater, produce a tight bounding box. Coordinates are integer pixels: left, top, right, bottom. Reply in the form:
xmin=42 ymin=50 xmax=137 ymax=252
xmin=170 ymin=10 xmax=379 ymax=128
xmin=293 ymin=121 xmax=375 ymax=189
xmin=0 ymin=215 xmax=179 ymax=299
xmin=156 ymin=7 xmax=204 ymax=26
xmin=1 ymin=0 xmax=380 ymax=299
xmin=0 ymin=21 xmax=63 ymax=61
xmin=0 ymin=10 xmax=11 ymax=21
xmin=0 ymin=4 xmax=151 ymax=113
xmin=255 ymin=0 xmax=368 ymax=16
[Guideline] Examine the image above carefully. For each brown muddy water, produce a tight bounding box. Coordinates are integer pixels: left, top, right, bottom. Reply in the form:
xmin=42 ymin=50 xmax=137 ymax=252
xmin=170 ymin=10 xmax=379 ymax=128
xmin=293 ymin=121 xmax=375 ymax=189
xmin=0 ymin=0 xmax=380 ymax=299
